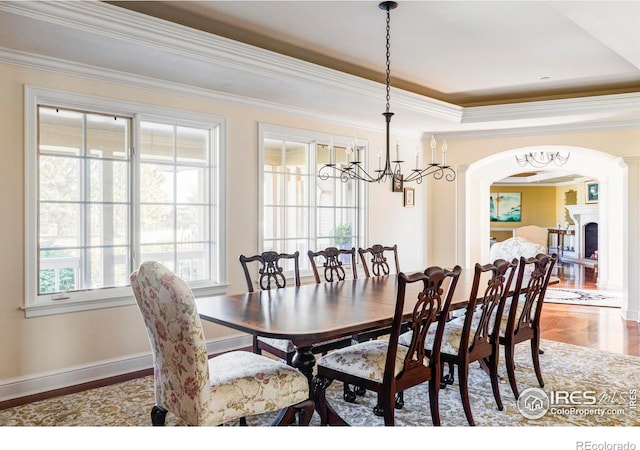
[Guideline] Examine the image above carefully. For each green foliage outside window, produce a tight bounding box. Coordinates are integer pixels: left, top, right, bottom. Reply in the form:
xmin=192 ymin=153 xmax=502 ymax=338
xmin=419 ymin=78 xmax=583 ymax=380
xmin=332 ymin=223 xmax=353 ymax=248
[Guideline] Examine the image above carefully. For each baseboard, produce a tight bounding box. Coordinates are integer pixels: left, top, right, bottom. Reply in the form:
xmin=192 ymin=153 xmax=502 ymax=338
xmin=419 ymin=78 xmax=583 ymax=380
xmin=0 ymin=334 xmax=252 ymax=404
xmin=621 ymin=307 xmax=640 ymax=322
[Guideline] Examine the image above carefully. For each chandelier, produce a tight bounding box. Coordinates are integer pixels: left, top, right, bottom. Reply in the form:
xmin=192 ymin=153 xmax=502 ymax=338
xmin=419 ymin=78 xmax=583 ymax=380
xmin=317 ymin=1 xmax=455 ymax=184
xmin=515 ymin=151 xmax=570 ymax=168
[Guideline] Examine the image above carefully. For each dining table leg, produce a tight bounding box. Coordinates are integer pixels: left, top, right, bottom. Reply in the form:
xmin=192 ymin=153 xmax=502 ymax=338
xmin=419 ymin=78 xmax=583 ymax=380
xmin=292 ymin=345 xmax=316 ymax=397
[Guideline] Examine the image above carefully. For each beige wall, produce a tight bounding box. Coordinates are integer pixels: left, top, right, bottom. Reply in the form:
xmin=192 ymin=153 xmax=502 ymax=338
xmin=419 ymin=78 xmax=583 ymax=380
xmin=556 ymin=184 xmax=580 ymax=226
xmin=0 ymin=63 xmax=430 ymax=382
xmin=490 ymin=185 xmax=557 ymax=242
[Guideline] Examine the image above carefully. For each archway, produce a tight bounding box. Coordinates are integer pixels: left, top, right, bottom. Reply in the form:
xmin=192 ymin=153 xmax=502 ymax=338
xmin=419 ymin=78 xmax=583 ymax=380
xmin=459 ymin=145 xmax=625 ymax=294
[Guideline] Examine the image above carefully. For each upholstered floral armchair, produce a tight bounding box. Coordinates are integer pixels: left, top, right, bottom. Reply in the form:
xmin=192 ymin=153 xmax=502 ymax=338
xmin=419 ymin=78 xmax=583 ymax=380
xmin=489 ymin=237 xmax=547 ymax=280
xmin=130 ymin=261 xmax=313 ymax=426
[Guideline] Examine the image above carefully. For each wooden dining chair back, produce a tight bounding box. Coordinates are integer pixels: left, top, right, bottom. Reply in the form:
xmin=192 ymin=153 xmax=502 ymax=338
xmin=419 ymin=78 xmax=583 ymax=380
xmin=500 ymin=253 xmax=557 ymax=400
xmin=313 ymin=265 xmax=462 ymax=426
xmin=239 ymin=250 xmax=301 ymax=293
xmin=239 ymin=250 xmax=350 ymax=365
xmin=308 ymin=247 xmax=357 ymax=283
xmin=308 ymin=246 xmax=360 ymax=400
xmin=239 ymin=251 xmax=301 ymax=364
xmin=442 ymin=258 xmax=518 ymax=425
xmin=358 ymin=244 xmax=400 ymax=277
xmin=130 ymin=261 xmax=313 ymax=426
xmin=354 ymin=244 xmax=402 ymax=344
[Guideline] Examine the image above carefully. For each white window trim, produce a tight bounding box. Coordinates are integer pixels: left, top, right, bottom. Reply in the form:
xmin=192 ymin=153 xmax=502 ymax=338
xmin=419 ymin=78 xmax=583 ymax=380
xmin=24 ymin=86 xmax=228 ymax=317
xmin=257 ymin=123 xmax=368 ymax=281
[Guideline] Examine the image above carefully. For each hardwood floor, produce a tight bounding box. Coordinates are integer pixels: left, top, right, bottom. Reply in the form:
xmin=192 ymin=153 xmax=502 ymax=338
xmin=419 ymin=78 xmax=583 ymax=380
xmin=551 ymin=260 xmax=598 ymax=290
xmin=541 ymin=261 xmax=640 ymax=357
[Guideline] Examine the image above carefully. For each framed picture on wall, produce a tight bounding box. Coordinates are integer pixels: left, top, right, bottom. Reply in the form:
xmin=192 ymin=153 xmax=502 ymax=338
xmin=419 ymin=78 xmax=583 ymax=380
xmin=403 ymin=187 xmax=415 ymax=207
xmin=490 ymin=192 xmax=521 ymax=222
xmin=392 ymin=175 xmax=403 ymax=192
xmin=586 ymin=181 xmax=598 ymax=204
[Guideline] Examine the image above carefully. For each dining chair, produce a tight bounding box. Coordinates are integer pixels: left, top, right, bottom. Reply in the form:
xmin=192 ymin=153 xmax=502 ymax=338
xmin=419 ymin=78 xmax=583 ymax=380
xmin=308 ymin=246 xmax=361 ymax=401
xmin=355 ymin=244 xmax=402 ymax=344
xmin=239 ymin=250 xmax=300 ymax=293
xmin=239 ymin=251 xmax=301 ymax=364
xmin=130 ymin=261 xmax=313 ymax=426
xmin=499 ymin=253 xmax=557 ymax=400
xmin=358 ymin=244 xmax=400 ymax=277
xmin=399 ymin=258 xmax=518 ymax=426
xmin=308 ymin=246 xmax=357 ymax=283
xmin=239 ymin=250 xmax=351 ymax=365
xmin=312 ymin=265 xmax=462 ymax=426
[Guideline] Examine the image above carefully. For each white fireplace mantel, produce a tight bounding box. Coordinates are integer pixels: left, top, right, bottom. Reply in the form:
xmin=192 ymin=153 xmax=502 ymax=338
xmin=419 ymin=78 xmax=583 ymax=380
xmin=566 ymin=204 xmax=599 ymax=259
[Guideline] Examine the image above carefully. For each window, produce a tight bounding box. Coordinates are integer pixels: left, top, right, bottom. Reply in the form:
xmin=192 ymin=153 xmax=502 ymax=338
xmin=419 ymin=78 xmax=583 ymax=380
xmin=25 ymin=87 xmax=226 ymax=317
xmin=259 ymin=124 xmax=366 ymax=274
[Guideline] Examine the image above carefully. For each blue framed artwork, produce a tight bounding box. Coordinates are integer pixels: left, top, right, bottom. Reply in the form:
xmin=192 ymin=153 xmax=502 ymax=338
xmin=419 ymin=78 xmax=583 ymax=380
xmin=490 ymin=192 xmax=521 ymax=222
xmin=585 ymin=181 xmax=598 ymax=204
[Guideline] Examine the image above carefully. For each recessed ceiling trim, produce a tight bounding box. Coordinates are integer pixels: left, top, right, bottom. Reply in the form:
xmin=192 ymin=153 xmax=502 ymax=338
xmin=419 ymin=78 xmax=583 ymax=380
xmin=434 ymin=118 xmax=640 ymax=142
xmin=462 ymin=92 xmax=640 ymax=123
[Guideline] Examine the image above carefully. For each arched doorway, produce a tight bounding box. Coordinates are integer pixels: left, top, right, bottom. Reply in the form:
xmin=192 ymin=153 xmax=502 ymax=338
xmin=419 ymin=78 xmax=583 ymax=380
xmin=458 ymin=145 xmax=625 ymax=293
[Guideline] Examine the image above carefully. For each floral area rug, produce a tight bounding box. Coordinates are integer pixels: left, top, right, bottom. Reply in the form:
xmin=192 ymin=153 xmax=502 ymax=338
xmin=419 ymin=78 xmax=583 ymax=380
xmin=1 ymin=339 xmax=638 ymax=427
xmin=544 ymin=288 xmax=622 ymax=308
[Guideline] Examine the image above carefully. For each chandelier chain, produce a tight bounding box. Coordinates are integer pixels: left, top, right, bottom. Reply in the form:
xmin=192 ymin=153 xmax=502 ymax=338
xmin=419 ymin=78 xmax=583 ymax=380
xmin=385 ymin=7 xmax=391 ymax=113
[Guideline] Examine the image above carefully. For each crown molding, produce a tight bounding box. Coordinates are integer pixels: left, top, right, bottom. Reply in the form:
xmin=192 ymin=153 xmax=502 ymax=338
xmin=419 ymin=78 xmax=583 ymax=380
xmin=462 ymin=92 xmax=640 ymax=124
xmin=0 ymin=47 xmax=388 ymax=134
xmin=0 ymin=0 xmax=461 ymax=122
xmin=432 ymin=118 xmax=640 ymax=142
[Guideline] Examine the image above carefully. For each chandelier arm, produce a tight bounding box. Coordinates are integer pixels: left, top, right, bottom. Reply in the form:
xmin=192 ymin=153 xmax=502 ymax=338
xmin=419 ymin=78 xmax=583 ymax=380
xmin=355 ymin=163 xmax=390 ymax=183
xmin=320 ymin=161 xmax=394 ymax=184
xmin=402 ymin=165 xmax=457 ymax=183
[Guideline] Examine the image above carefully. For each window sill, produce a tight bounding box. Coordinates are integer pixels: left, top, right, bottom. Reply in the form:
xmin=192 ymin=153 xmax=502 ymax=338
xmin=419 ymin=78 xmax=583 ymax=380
xmin=22 ymin=283 xmax=229 ymax=318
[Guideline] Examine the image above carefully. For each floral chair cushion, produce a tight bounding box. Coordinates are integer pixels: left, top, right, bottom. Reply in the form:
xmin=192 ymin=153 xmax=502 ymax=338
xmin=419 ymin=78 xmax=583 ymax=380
xmin=257 ymin=337 xmax=297 ymax=353
xmin=316 ymin=339 xmax=423 ymax=382
xmin=131 ymin=261 xmax=309 ymax=426
xmin=208 ymin=351 xmax=309 ymax=426
xmin=399 ymin=324 xmax=461 ymax=356
xmin=398 ymin=308 xmax=499 ymax=357
xmin=499 ymin=294 xmax=535 ymax=337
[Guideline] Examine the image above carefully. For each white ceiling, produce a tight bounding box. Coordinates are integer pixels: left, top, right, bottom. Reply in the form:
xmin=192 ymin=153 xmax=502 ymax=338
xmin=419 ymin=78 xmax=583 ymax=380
xmin=0 ymin=1 xmax=638 ymax=186
xmin=116 ymin=0 xmax=640 ymax=106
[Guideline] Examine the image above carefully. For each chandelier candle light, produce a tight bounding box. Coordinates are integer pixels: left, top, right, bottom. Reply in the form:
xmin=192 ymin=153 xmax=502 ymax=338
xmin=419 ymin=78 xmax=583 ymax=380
xmin=515 ymin=151 xmax=570 ymax=168
xmin=317 ymin=1 xmax=455 ymax=185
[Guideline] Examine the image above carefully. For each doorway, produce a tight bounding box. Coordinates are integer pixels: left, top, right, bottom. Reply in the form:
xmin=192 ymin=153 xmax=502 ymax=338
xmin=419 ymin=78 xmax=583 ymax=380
xmin=458 ymin=145 xmax=624 ymax=292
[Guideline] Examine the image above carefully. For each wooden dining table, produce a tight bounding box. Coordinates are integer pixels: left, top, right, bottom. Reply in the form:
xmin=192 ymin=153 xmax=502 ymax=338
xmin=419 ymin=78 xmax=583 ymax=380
xmin=196 ymin=266 xmax=559 ymax=397
xmin=196 ymin=269 xmax=481 ymax=390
